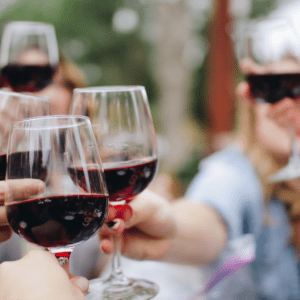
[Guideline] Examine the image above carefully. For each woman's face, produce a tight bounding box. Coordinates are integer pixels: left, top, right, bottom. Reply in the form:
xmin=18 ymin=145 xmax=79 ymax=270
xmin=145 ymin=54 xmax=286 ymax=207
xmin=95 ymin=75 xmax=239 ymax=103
xmin=5 ymin=49 xmax=73 ymax=115
xmin=34 ymin=68 xmax=73 ymax=115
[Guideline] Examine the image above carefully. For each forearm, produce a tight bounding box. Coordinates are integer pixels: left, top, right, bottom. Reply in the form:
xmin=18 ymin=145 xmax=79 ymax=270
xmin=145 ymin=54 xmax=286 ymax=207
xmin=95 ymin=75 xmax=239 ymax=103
xmin=162 ymin=199 xmax=228 ymax=265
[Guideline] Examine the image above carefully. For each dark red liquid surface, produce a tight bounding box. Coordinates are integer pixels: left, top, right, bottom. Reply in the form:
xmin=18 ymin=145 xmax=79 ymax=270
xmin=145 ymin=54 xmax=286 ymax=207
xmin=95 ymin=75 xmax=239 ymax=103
xmin=0 ymin=154 xmax=6 ymax=181
xmin=7 ymin=151 xmax=49 ymax=181
xmin=69 ymin=158 xmax=158 ymax=202
xmin=247 ymin=73 xmax=300 ymax=104
xmin=0 ymin=64 xmax=56 ymax=92
xmin=6 ymin=194 xmax=108 ymax=247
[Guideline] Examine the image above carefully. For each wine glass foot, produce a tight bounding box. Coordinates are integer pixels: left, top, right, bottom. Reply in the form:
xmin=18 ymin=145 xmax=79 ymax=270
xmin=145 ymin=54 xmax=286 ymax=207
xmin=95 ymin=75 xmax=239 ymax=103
xmin=87 ymin=278 xmax=159 ymax=300
xmin=269 ymin=163 xmax=300 ymax=183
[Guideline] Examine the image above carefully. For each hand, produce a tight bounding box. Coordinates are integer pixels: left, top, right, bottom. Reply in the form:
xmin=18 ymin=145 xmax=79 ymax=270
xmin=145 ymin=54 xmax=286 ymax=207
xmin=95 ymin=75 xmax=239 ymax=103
xmin=0 ymin=250 xmax=89 ymax=300
xmin=0 ymin=179 xmax=44 ymax=243
xmin=99 ymin=190 xmax=176 ymax=261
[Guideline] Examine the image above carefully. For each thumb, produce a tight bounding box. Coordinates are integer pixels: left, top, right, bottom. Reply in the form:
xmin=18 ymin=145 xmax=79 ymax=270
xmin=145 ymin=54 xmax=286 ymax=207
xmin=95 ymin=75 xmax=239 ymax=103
xmin=70 ymin=276 xmax=89 ymax=296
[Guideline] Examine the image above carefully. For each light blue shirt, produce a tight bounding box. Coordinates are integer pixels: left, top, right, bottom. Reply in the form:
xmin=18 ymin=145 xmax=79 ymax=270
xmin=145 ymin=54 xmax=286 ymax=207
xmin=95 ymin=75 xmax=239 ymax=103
xmin=186 ymin=146 xmax=300 ymax=299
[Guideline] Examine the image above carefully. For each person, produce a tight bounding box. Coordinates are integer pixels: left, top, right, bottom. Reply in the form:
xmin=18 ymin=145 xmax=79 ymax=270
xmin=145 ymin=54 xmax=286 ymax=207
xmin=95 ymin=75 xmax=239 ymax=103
xmin=98 ymin=71 xmax=300 ymax=299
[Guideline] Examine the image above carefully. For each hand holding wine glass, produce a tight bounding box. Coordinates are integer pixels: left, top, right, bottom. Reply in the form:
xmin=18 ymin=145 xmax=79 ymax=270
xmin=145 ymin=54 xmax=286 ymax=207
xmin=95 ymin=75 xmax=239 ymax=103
xmin=0 ymin=249 xmax=89 ymax=299
xmin=71 ymin=86 xmax=159 ymax=299
xmin=0 ymin=21 xmax=59 ymax=92
xmin=5 ymin=116 xmax=108 ymax=271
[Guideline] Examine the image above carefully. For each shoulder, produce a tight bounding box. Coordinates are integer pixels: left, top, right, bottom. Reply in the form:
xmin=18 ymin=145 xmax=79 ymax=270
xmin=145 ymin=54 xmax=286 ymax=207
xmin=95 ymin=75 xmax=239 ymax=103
xmin=186 ymin=147 xmax=264 ymax=239
xmin=187 ymin=147 xmax=261 ymax=199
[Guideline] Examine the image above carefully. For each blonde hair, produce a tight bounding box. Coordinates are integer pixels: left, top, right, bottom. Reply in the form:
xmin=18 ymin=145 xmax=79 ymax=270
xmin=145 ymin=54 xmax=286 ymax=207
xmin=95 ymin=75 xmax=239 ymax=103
xmin=58 ymin=52 xmax=88 ymax=90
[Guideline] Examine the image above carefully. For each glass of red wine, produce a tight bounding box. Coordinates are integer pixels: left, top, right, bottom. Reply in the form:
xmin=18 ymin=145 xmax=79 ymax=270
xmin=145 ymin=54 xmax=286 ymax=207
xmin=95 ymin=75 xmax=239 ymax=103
xmin=236 ymin=17 xmax=300 ymax=182
xmin=5 ymin=115 xmax=109 ymax=269
xmin=71 ymin=86 xmax=159 ymax=299
xmin=0 ymin=90 xmax=50 ymax=181
xmin=0 ymin=21 xmax=59 ymax=92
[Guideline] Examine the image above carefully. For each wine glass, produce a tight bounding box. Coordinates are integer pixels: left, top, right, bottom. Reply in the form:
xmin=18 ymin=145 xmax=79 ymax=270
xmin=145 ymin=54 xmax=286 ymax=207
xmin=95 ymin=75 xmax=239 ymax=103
xmin=0 ymin=90 xmax=50 ymax=181
xmin=71 ymin=86 xmax=159 ymax=299
xmin=235 ymin=17 xmax=300 ymax=182
xmin=0 ymin=21 xmax=59 ymax=92
xmin=5 ymin=115 xmax=109 ymax=270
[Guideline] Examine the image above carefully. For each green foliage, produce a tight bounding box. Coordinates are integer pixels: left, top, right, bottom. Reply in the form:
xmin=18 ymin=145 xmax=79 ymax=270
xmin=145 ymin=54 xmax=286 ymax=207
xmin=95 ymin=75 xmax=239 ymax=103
xmin=250 ymin=0 xmax=277 ymax=19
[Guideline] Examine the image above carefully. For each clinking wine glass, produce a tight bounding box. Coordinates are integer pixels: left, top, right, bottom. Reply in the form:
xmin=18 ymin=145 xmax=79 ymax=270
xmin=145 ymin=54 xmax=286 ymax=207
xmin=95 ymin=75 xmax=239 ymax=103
xmin=5 ymin=115 xmax=109 ymax=269
xmin=71 ymin=86 xmax=159 ymax=299
xmin=236 ymin=17 xmax=300 ymax=182
xmin=0 ymin=21 xmax=59 ymax=92
xmin=0 ymin=90 xmax=50 ymax=181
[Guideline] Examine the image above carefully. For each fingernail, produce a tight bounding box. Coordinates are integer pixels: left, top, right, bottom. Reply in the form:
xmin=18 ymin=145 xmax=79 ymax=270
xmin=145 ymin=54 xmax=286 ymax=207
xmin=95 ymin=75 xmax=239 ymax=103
xmin=75 ymin=277 xmax=89 ymax=292
xmin=108 ymin=219 xmax=120 ymax=229
xmin=107 ymin=221 xmax=117 ymax=228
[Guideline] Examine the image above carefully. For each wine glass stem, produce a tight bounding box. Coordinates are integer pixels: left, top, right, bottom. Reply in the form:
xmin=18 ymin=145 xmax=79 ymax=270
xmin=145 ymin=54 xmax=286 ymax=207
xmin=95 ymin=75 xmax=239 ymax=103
xmin=57 ymin=255 xmax=70 ymax=275
xmin=48 ymin=247 xmax=73 ymax=276
xmin=111 ymin=233 xmax=126 ymax=280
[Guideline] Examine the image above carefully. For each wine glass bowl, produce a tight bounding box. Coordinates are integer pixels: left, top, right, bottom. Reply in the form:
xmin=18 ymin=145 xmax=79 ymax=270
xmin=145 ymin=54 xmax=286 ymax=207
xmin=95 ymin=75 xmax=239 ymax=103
xmin=0 ymin=90 xmax=50 ymax=181
xmin=71 ymin=86 xmax=159 ymax=299
xmin=0 ymin=21 xmax=59 ymax=92
xmin=5 ymin=115 xmax=108 ymax=263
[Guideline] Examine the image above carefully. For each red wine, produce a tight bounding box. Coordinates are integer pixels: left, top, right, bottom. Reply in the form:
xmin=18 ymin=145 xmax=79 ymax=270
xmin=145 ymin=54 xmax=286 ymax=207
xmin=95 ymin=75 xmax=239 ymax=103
xmin=0 ymin=154 xmax=6 ymax=181
xmin=0 ymin=64 xmax=56 ymax=92
xmin=247 ymin=73 xmax=300 ymax=104
xmin=7 ymin=151 xmax=50 ymax=181
xmin=69 ymin=158 xmax=158 ymax=202
xmin=67 ymin=167 xmax=103 ymax=194
xmin=6 ymin=194 xmax=108 ymax=247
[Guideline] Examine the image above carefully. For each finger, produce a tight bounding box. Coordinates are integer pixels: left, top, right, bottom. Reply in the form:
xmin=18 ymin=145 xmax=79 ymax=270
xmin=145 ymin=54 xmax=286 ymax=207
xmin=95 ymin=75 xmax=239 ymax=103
xmin=105 ymin=205 xmax=117 ymax=222
xmin=70 ymin=277 xmax=89 ymax=296
xmin=7 ymin=179 xmax=45 ymax=201
xmin=122 ymin=228 xmax=170 ymax=261
xmin=124 ymin=190 xmax=160 ymax=229
xmin=98 ymin=219 xmax=125 ymax=239
xmin=99 ymin=239 xmax=114 ymax=254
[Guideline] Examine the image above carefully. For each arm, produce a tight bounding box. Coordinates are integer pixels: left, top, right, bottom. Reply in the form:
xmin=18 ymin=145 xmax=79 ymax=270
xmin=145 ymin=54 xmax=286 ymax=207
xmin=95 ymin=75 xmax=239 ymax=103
xmin=163 ymin=198 xmax=228 ymax=264
xmin=99 ymin=190 xmax=227 ymax=265
xmin=0 ymin=250 xmax=88 ymax=300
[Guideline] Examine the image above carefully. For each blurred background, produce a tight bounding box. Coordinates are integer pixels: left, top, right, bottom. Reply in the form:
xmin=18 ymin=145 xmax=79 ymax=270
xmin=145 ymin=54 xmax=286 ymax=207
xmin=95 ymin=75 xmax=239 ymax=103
xmin=0 ymin=0 xmax=292 ymax=194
